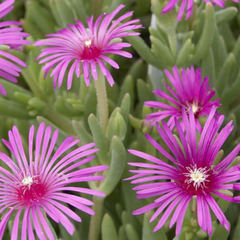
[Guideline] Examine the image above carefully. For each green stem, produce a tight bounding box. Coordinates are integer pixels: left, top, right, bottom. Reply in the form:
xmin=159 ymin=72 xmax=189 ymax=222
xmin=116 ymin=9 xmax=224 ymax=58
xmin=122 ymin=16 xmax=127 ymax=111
xmin=88 ymin=197 xmax=104 ymax=240
xmin=94 ymin=74 xmax=109 ymax=133
xmin=88 ymin=75 xmax=108 ymax=240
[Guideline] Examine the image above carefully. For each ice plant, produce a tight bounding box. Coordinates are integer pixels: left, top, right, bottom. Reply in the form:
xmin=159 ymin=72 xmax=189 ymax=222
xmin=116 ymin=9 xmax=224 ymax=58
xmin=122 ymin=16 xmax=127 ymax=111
xmin=35 ymin=4 xmax=142 ymax=89
xmin=0 ymin=122 xmax=108 ymax=239
xmin=162 ymin=0 xmax=239 ymax=21
xmin=127 ymin=107 xmax=240 ymax=235
xmin=145 ymin=66 xmax=220 ymax=130
xmin=0 ymin=0 xmax=30 ymax=95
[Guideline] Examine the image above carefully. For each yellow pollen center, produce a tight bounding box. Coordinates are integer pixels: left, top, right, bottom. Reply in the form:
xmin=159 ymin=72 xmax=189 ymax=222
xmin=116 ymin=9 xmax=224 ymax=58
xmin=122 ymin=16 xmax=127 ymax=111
xmin=84 ymin=39 xmax=92 ymax=47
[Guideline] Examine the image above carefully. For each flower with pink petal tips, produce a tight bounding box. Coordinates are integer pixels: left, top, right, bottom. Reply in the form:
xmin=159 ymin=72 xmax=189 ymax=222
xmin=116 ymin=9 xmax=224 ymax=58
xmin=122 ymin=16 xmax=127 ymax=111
xmin=35 ymin=5 xmax=142 ymax=89
xmin=162 ymin=0 xmax=239 ymax=21
xmin=145 ymin=66 xmax=220 ymax=130
xmin=127 ymin=107 xmax=240 ymax=236
xmin=0 ymin=0 xmax=30 ymax=95
xmin=0 ymin=122 xmax=108 ymax=239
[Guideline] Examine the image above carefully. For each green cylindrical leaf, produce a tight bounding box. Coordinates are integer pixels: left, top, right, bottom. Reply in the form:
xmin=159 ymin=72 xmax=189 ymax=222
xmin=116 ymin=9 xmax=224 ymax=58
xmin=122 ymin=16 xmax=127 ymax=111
xmin=219 ymin=23 xmax=236 ymax=51
xmin=88 ymin=114 xmax=109 ymax=164
xmin=72 ymin=120 xmax=92 ymax=144
xmin=126 ymin=36 xmax=162 ymax=69
xmin=233 ymin=35 xmax=240 ymax=63
xmin=232 ymin=215 xmax=240 ymax=240
xmin=59 ymin=224 xmax=81 ymax=240
xmin=25 ymin=0 xmax=56 ymax=33
xmin=176 ymin=39 xmax=193 ymax=67
xmin=28 ymin=97 xmax=46 ymax=112
xmin=210 ymin=225 xmax=229 ymax=240
xmin=127 ymin=60 xmax=147 ymax=82
xmin=0 ymin=79 xmax=32 ymax=100
xmin=120 ymin=93 xmax=131 ymax=117
xmin=216 ymin=53 xmax=236 ymax=95
xmin=129 ymin=115 xmax=143 ymax=130
xmin=222 ymin=71 xmax=240 ymax=107
xmin=14 ymin=92 xmax=31 ymax=105
xmin=100 ymin=136 xmax=126 ymax=195
xmin=84 ymin=86 xmax=97 ymax=121
xmin=215 ymin=7 xmax=237 ymax=24
xmin=193 ymin=3 xmax=215 ymax=63
xmin=119 ymin=226 xmax=128 ymax=240
xmin=125 ymin=224 xmax=139 ymax=240
xmin=142 ymin=212 xmax=167 ymax=240
xmin=107 ymin=108 xmax=127 ymax=141
xmin=52 ymin=0 xmax=77 ymax=27
xmin=119 ymin=75 xmax=135 ymax=107
xmin=71 ymin=0 xmax=87 ymax=24
xmin=36 ymin=116 xmax=68 ymax=144
xmin=55 ymin=96 xmax=84 ymax=117
xmin=212 ymin=27 xmax=227 ymax=75
xmin=201 ymin=48 xmax=216 ymax=85
xmin=48 ymin=0 xmax=64 ymax=26
xmin=101 ymin=214 xmax=119 ymax=240
xmin=150 ymin=36 xmax=174 ymax=67
xmin=137 ymin=79 xmax=155 ymax=103
xmin=0 ymin=98 xmax=29 ymax=119
xmin=122 ymin=211 xmax=140 ymax=234
xmin=22 ymin=18 xmax=43 ymax=39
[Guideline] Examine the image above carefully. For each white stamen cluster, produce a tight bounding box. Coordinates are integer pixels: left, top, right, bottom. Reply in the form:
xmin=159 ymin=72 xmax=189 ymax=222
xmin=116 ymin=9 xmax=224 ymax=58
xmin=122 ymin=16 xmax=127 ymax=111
xmin=184 ymin=166 xmax=209 ymax=189
xmin=191 ymin=103 xmax=198 ymax=114
xmin=22 ymin=176 xmax=33 ymax=187
xmin=84 ymin=39 xmax=92 ymax=47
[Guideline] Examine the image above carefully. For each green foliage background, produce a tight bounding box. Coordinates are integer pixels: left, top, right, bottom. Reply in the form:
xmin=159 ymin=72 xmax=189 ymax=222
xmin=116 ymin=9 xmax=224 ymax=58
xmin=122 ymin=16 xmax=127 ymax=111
xmin=2 ymin=0 xmax=240 ymax=239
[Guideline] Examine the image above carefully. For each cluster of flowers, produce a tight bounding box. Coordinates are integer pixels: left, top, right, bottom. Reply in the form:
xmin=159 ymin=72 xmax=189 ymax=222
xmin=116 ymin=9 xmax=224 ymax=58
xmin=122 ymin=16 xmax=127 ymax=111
xmin=128 ymin=67 xmax=240 ymax=235
xmin=0 ymin=0 xmax=240 ymax=239
xmin=0 ymin=1 xmax=141 ymax=239
xmin=162 ymin=0 xmax=239 ymax=21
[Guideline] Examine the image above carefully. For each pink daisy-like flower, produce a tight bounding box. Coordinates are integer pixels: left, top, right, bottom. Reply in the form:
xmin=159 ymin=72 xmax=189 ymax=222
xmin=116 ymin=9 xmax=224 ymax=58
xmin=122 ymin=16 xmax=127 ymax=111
xmin=35 ymin=5 xmax=142 ymax=89
xmin=127 ymin=107 xmax=240 ymax=235
xmin=145 ymin=66 xmax=220 ymax=130
xmin=0 ymin=122 xmax=108 ymax=239
xmin=162 ymin=0 xmax=239 ymax=21
xmin=0 ymin=0 xmax=30 ymax=95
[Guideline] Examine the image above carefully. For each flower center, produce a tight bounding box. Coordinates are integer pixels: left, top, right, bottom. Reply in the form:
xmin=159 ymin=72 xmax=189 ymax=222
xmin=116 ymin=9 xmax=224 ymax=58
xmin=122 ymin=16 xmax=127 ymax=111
xmin=22 ymin=176 xmax=33 ymax=186
xmin=187 ymin=167 xmax=208 ymax=188
xmin=191 ymin=103 xmax=198 ymax=114
xmin=186 ymin=102 xmax=199 ymax=114
xmin=79 ymin=38 xmax=101 ymax=60
xmin=17 ymin=176 xmax=48 ymax=206
xmin=84 ymin=39 xmax=92 ymax=47
xmin=181 ymin=165 xmax=210 ymax=194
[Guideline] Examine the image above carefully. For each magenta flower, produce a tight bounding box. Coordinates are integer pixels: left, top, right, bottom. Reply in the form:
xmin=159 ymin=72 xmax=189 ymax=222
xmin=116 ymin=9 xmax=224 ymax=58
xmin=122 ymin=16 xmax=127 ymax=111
xmin=0 ymin=0 xmax=30 ymax=95
xmin=127 ymin=107 xmax=240 ymax=235
xmin=162 ymin=0 xmax=239 ymax=21
xmin=35 ymin=5 xmax=142 ymax=89
xmin=0 ymin=122 xmax=108 ymax=239
xmin=145 ymin=66 xmax=220 ymax=130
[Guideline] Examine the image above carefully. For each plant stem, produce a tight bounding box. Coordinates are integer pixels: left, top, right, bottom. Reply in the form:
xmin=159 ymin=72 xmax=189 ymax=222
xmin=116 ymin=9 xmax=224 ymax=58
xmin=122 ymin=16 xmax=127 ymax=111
xmin=88 ymin=75 xmax=108 ymax=240
xmin=94 ymin=74 xmax=109 ymax=133
xmin=88 ymin=197 xmax=104 ymax=240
